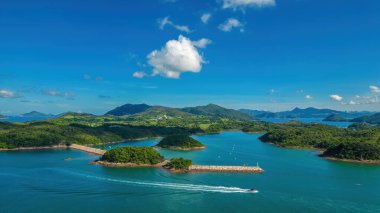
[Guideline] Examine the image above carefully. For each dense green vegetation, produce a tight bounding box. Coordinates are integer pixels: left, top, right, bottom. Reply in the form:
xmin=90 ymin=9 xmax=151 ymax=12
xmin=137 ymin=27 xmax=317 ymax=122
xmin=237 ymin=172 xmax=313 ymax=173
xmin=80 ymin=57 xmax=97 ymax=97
xmin=259 ymin=123 xmax=380 ymax=160
xmin=157 ymin=135 xmax=204 ymax=149
xmin=182 ymin=104 xmax=253 ymax=121
xmin=322 ymin=142 xmax=380 ymax=161
xmin=105 ymin=103 xmax=253 ymax=121
xmin=52 ymin=111 xmax=250 ymax=134
xmin=101 ymin=147 xmax=163 ymax=164
xmin=352 ymin=113 xmax=380 ymax=124
xmin=105 ymin=104 xmax=151 ymax=116
xmin=165 ymin=158 xmax=192 ymax=170
xmin=323 ymin=114 xmax=347 ymax=122
xmin=0 ymin=121 xmax=196 ymax=148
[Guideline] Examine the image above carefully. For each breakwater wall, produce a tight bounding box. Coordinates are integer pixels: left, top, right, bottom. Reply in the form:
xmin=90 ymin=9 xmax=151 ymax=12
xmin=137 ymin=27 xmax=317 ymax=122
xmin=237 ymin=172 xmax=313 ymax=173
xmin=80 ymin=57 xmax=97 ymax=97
xmin=189 ymin=165 xmax=264 ymax=173
xmin=70 ymin=144 xmax=106 ymax=155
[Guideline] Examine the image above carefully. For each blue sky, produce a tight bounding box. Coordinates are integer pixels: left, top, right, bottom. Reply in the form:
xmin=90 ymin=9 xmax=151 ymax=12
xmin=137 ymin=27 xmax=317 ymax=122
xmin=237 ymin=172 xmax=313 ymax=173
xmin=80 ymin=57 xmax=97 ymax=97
xmin=0 ymin=0 xmax=379 ymax=115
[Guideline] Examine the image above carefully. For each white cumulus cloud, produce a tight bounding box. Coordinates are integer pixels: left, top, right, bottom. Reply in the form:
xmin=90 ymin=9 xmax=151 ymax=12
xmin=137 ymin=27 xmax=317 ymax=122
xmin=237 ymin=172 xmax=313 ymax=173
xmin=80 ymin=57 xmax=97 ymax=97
xmin=305 ymin=95 xmax=313 ymax=100
xmin=218 ymin=18 xmax=244 ymax=32
xmin=330 ymin=94 xmax=343 ymax=102
xmin=201 ymin=13 xmax=211 ymax=24
xmin=158 ymin=17 xmax=191 ymax=33
xmin=0 ymin=89 xmax=16 ymax=98
xmin=222 ymin=0 xmax=276 ymax=11
xmin=134 ymin=35 xmax=208 ymax=79
xmin=370 ymin=85 xmax=380 ymax=93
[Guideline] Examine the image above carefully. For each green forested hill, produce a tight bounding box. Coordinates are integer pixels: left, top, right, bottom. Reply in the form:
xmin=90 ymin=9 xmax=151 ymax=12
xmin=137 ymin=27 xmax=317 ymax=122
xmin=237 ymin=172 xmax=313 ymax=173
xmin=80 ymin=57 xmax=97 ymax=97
xmin=259 ymin=123 xmax=380 ymax=160
xmin=104 ymin=103 xmax=254 ymax=121
xmin=323 ymin=114 xmax=347 ymax=122
xmin=0 ymin=122 xmax=196 ymax=149
xmin=182 ymin=104 xmax=253 ymax=121
xmin=105 ymin=104 xmax=151 ymax=116
xmin=351 ymin=113 xmax=380 ymax=124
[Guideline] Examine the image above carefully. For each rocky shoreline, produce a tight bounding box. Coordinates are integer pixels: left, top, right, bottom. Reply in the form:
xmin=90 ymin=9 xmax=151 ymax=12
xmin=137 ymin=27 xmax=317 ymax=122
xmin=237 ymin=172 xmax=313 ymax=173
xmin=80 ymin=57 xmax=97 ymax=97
xmin=321 ymin=156 xmax=380 ymax=165
xmin=154 ymin=146 xmax=206 ymax=151
xmin=0 ymin=145 xmax=67 ymax=152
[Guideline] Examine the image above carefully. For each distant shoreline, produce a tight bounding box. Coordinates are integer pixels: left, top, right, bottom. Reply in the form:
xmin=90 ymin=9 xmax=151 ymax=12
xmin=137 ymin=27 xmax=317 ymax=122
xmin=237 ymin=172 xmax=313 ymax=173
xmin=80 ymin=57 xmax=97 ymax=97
xmin=261 ymin=141 xmax=380 ymax=165
xmin=321 ymin=156 xmax=380 ymax=165
xmin=154 ymin=146 xmax=206 ymax=151
xmin=0 ymin=136 xmax=162 ymax=152
xmin=0 ymin=145 xmax=67 ymax=152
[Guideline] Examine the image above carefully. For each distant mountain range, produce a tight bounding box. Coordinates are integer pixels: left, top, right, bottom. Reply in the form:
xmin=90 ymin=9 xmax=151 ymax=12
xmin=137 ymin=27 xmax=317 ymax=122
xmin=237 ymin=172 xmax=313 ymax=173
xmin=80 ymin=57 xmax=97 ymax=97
xmin=239 ymin=107 xmax=373 ymax=119
xmin=12 ymin=106 xmax=379 ymax=125
xmin=105 ymin=103 xmax=254 ymax=121
xmin=21 ymin=111 xmax=53 ymax=117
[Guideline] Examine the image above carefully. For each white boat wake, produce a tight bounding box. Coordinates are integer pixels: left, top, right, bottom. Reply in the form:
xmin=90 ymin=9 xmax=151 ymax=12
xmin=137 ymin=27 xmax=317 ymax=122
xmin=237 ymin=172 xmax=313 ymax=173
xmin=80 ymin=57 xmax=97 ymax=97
xmin=84 ymin=173 xmax=256 ymax=194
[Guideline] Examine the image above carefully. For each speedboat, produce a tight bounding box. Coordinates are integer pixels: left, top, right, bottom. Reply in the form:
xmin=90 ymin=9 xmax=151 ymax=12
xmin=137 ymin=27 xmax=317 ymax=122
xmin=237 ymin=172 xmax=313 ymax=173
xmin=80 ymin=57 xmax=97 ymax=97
xmin=247 ymin=189 xmax=259 ymax=193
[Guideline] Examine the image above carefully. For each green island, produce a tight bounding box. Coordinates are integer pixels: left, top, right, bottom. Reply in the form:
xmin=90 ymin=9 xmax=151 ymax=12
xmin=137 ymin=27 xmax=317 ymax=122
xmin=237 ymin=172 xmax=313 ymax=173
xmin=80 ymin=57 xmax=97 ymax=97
xmin=97 ymin=146 xmax=193 ymax=172
xmin=156 ymin=135 xmax=205 ymax=150
xmin=100 ymin=146 xmax=164 ymax=165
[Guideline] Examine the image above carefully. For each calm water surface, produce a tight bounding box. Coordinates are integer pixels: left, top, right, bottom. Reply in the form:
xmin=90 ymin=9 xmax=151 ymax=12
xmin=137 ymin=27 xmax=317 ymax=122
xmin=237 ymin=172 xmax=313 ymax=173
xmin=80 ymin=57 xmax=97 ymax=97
xmin=1 ymin=132 xmax=380 ymax=212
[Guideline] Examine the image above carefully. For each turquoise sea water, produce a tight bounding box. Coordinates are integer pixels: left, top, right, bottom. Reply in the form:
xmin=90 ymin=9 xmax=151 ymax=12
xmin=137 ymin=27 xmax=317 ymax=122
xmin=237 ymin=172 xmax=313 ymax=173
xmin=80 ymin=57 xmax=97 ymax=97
xmin=1 ymin=132 xmax=380 ymax=212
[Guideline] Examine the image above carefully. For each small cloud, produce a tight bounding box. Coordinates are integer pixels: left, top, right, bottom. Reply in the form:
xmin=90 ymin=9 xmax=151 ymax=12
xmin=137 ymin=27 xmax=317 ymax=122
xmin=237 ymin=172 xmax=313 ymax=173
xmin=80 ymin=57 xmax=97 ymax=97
xmin=0 ymin=89 xmax=17 ymax=98
xmin=135 ymin=35 xmax=208 ymax=79
xmin=83 ymin=74 xmax=91 ymax=80
xmin=158 ymin=17 xmax=191 ymax=33
xmin=201 ymin=13 xmax=211 ymax=24
xmin=330 ymin=94 xmax=343 ymax=101
xmin=305 ymin=95 xmax=313 ymax=100
xmin=95 ymin=76 xmax=103 ymax=81
xmin=222 ymin=0 xmax=276 ymax=11
xmin=133 ymin=71 xmax=149 ymax=78
xmin=218 ymin=18 xmax=244 ymax=32
xmin=43 ymin=90 xmax=75 ymax=98
xmin=192 ymin=38 xmax=212 ymax=48
xmin=370 ymin=85 xmax=380 ymax=93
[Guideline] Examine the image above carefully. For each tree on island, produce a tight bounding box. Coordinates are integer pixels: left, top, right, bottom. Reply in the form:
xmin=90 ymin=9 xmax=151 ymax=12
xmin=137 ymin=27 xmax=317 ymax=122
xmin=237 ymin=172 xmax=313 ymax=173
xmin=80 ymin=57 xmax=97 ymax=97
xmin=156 ymin=135 xmax=205 ymax=149
xmin=165 ymin=158 xmax=192 ymax=170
